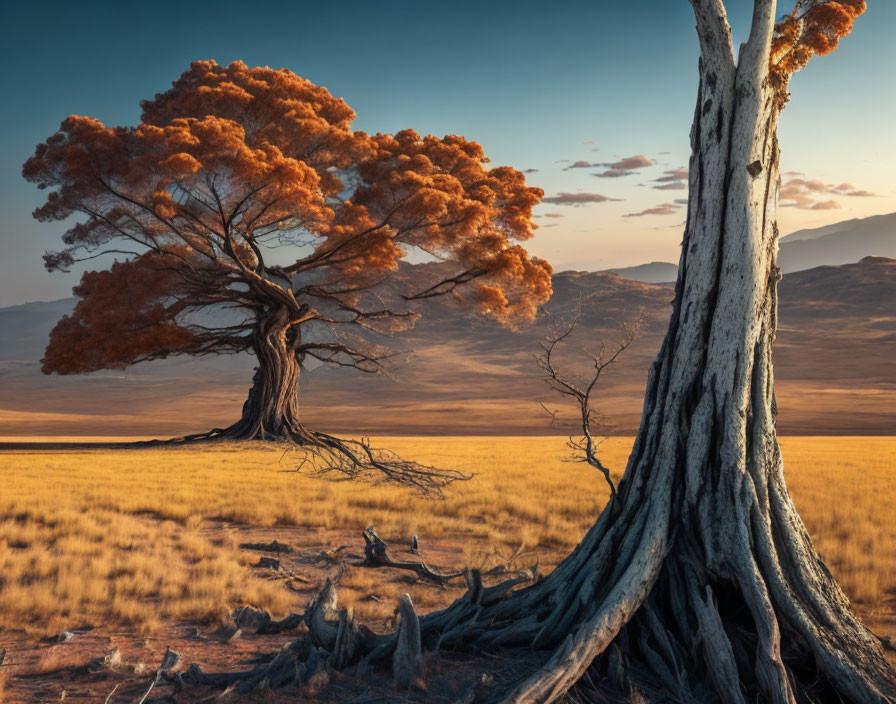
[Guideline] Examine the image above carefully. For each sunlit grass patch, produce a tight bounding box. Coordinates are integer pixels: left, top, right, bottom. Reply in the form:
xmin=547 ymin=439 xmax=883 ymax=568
xmin=0 ymin=436 xmax=893 ymax=634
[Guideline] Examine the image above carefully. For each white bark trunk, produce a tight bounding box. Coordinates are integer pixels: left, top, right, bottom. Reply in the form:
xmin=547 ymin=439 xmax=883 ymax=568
xmin=448 ymin=1 xmax=896 ymax=700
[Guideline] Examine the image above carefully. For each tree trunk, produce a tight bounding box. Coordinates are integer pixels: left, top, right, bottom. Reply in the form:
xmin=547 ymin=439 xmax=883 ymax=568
xmin=311 ymin=2 xmax=896 ymax=701
xmin=170 ymin=304 xmax=468 ymax=493
xmin=226 ymin=304 xmax=303 ymax=440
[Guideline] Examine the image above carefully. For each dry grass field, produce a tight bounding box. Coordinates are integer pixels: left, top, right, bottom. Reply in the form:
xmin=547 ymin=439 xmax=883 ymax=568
xmin=0 ymin=436 xmax=893 ymax=701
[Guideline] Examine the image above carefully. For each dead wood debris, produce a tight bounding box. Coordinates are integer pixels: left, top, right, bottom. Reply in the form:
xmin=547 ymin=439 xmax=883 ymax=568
xmin=40 ymin=624 xmax=95 ymax=643
xmin=350 ymin=526 xmax=537 ymax=587
xmin=239 ymin=540 xmax=292 ymax=553
xmin=231 ymin=605 xmax=304 ymax=635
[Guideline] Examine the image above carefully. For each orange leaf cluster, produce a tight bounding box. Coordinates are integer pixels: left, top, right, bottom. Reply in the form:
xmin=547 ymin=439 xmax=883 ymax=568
xmin=42 ymin=255 xmax=200 ymax=374
xmin=772 ymin=0 xmax=866 ymax=77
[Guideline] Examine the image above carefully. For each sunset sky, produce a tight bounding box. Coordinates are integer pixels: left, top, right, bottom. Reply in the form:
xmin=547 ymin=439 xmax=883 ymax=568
xmin=1 ymin=0 xmax=893 ymax=306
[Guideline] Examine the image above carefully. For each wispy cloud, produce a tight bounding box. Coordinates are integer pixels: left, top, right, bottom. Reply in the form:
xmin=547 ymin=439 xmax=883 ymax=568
xmin=624 ymin=202 xmax=681 ymax=217
xmin=534 ymin=212 xmax=565 ymax=218
xmin=600 ymin=154 xmax=654 ymax=170
xmin=592 ymin=154 xmax=656 ymax=178
xmin=651 ymin=166 xmax=688 ymax=191
xmin=653 ymin=167 xmax=688 ymax=183
xmin=543 ymin=192 xmax=622 ymax=205
xmin=832 ymin=183 xmax=876 ymax=197
xmin=594 ymin=168 xmax=636 ymax=178
xmin=779 ymin=177 xmax=878 ymax=210
xmin=804 ymin=200 xmax=840 ymax=210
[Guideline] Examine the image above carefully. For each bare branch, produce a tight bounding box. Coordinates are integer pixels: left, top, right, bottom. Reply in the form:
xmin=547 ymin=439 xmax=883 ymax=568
xmin=689 ymin=0 xmax=735 ymax=68
xmin=534 ymin=298 xmax=646 ymax=503
xmin=296 ymin=431 xmax=471 ymax=498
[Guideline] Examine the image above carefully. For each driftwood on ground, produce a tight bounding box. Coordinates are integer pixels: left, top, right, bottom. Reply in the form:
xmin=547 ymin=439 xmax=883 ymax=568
xmin=353 ymin=527 xmax=464 ymax=584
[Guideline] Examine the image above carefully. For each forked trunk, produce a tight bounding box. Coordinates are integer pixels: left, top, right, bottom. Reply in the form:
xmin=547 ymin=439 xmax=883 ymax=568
xmin=330 ymin=3 xmax=896 ymax=701
xmin=227 ymin=305 xmax=303 ymax=440
xmin=408 ymin=4 xmax=894 ymax=700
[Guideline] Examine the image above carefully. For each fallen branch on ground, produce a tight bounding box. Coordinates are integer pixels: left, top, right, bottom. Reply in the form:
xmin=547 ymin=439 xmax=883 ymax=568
xmin=352 ymin=527 xmax=464 ymax=585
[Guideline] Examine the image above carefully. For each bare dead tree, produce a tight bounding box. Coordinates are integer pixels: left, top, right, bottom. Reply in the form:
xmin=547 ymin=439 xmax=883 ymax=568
xmin=535 ymin=302 xmax=645 ymax=505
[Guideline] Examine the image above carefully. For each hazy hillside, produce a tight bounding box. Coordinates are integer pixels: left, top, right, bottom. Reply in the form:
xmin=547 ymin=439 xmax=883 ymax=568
xmin=1 ymin=257 xmax=893 ymax=437
xmin=781 ymin=212 xmax=896 ymax=243
xmin=778 ymin=212 xmax=896 ymax=272
xmin=607 ymin=212 xmax=896 ymax=283
xmin=605 ymin=262 xmax=678 ymax=283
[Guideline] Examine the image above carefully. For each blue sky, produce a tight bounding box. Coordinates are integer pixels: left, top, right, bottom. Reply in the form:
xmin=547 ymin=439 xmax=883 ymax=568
xmin=1 ymin=0 xmax=893 ymax=306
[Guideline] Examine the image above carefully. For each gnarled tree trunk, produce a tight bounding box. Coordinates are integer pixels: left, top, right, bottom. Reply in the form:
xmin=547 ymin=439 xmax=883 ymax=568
xmin=166 ymin=303 xmax=468 ymax=494
xmin=226 ymin=305 xmax=304 ymax=440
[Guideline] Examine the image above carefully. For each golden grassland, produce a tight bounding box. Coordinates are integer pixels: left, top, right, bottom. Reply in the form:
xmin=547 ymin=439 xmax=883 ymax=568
xmin=0 ymin=436 xmax=894 ymax=639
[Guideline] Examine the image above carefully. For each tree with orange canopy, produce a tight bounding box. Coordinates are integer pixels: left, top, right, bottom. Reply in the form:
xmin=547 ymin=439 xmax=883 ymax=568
xmin=24 ymin=60 xmax=551 ymax=478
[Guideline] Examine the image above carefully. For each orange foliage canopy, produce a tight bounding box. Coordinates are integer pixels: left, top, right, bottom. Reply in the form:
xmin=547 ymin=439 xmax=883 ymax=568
xmin=24 ymin=60 xmax=552 ymax=374
xmin=772 ymin=0 xmax=866 ymax=78
xmin=41 ymin=256 xmax=203 ymax=373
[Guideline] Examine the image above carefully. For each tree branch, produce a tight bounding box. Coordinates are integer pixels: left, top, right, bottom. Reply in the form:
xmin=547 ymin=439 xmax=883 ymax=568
xmin=535 ymin=300 xmax=646 ymax=504
xmin=689 ymin=0 xmax=735 ymax=68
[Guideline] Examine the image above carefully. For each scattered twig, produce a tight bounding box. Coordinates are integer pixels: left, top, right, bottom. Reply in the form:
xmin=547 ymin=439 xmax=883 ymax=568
xmin=103 ymin=683 xmax=120 ymax=704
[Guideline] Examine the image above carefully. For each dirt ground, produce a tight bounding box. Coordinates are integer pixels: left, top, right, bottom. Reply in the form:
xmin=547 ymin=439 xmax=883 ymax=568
xmin=2 ymin=521 xmax=894 ymax=704
xmin=0 ymin=521 xmax=548 ymax=704
xmin=1 ymin=436 xmax=895 ymax=702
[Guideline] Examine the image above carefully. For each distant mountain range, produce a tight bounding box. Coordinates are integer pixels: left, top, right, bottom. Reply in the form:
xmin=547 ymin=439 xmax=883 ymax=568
xmin=604 ymin=211 xmax=896 ymax=283
xmin=1 ymin=255 xmax=893 ymax=437
xmin=606 ymin=262 xmax=679 ymax=284
xmin=778 ymin=212 xmax=896 ymax=272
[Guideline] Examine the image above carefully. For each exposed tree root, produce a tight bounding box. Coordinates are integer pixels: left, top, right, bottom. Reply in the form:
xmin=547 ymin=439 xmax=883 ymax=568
xmin=134 ymin=331 xmax=470 ymax=494
xmin=139 ymin=422 xmax=470 ymax=496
